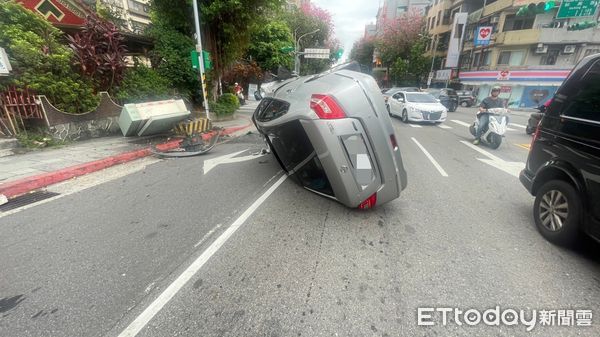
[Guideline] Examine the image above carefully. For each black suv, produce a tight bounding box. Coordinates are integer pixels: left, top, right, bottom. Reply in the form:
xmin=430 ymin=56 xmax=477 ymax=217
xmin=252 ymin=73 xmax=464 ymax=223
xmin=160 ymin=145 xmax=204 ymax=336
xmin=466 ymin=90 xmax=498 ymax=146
xmin=520 ymin=53 xmax=600 ymax=246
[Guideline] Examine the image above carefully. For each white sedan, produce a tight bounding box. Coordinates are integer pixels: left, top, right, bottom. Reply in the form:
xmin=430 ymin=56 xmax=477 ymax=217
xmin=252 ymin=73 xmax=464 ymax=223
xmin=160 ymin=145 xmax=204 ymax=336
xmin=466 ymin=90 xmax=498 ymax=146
xmin=388 ymin=91 xmax=448 ymax=123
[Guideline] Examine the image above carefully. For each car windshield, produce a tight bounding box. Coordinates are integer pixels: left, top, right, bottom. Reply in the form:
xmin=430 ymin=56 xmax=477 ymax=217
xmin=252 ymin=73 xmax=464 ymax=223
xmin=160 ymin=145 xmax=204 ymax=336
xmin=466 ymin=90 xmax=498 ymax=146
xmin=425 ymin=89 xmax=440 ymax=97
xmin=406 ymin=93 xmax=438 ymax=103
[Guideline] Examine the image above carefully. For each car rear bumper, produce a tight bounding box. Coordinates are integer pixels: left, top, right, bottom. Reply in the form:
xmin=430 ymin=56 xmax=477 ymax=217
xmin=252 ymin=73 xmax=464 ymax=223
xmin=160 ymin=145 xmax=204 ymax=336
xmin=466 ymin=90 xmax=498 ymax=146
xmin=301 ymin=117 xmax=403 ymax=207
xmin=519 ymin=169 xmax=534 ymax=194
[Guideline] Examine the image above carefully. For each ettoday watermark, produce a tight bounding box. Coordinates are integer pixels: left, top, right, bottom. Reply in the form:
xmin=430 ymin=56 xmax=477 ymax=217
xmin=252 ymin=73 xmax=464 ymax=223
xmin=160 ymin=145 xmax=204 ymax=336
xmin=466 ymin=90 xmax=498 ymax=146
xmin=417 ymin=307 xmax=593 ymax=332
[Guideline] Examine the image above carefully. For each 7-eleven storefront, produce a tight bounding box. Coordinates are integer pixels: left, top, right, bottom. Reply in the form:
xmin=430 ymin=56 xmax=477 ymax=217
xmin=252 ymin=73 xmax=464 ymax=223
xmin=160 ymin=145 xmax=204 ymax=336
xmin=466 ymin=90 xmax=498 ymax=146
xmin=459 ymin=70 xmax=570 ymax=108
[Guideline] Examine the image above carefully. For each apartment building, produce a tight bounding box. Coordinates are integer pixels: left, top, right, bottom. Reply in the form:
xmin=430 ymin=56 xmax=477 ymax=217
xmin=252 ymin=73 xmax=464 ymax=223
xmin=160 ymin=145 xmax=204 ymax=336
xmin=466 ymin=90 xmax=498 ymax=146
xmin=454 ymin=0 xmax=599 ymax=108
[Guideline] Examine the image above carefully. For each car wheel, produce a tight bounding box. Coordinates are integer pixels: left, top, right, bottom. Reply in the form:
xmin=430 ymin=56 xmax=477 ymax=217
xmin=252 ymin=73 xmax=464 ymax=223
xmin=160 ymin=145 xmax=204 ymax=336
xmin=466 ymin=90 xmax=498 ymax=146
xmin=450 ymin=103 xmax=457 ymax=112
xmin=461 ymin=101 xmax=469 ymax=107
xmin=488 ymin=133 xmax=502 ymax=149
xmin=401 ymin=109 xmax=408 ymax=123
xmin=533 ymin=180 xmax=582 ymax=246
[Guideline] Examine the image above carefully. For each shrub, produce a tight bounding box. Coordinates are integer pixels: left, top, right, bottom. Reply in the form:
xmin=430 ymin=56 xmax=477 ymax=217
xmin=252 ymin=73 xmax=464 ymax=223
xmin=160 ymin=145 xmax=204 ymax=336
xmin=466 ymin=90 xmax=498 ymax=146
xmin=115 ymin=65 xmax=171 ymax=104
xmin=210 ymin=93 xmax=240 ymax=117
xmin=0 ymin=1 xmax=97 ymax=113
xmin=218 ymin=93 xmax=240 ymax=109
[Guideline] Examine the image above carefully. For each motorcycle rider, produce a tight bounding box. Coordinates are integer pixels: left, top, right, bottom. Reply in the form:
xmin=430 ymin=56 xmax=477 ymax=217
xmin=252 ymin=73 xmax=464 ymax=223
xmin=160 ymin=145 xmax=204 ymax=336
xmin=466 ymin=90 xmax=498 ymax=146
xmin=474 ymin=85 xmax=505 ymax=145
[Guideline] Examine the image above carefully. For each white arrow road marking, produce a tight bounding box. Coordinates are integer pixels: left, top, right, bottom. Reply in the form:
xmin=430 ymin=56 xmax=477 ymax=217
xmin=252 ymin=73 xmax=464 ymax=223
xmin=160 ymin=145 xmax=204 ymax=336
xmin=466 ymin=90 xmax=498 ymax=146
xmin=203 ymin=150 xmax=266 ymax=175
xmin=409 ymin=124 xmax=422 ymax=128
xmin=460 ymin=141 xmax=524 ymax=177
xmin=412 ymin=137 xmax=448 ymax=177
xmin=438 ymin=124 xmax=452 ymax=129
xmin=452 ymin=120 xmax=471 ymax=127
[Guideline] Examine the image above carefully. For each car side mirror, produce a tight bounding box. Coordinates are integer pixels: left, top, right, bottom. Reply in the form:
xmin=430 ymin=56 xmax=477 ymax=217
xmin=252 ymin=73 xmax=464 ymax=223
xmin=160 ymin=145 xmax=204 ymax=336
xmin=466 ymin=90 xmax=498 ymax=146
xmin=398 ymin=98 xmax=405 ymax=103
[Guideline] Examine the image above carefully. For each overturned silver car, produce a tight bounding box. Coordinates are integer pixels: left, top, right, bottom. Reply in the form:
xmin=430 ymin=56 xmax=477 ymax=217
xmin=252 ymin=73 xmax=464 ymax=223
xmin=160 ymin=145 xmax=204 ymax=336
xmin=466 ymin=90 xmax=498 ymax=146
xmin=253 ymin=64 xmax=407 ymax=209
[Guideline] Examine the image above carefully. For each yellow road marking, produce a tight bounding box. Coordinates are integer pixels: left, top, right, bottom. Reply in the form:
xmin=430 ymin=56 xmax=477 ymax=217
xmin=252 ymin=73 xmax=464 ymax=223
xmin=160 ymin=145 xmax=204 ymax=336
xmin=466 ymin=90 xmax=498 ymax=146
xmin=515 ymin=143 xmax=530 ymax=150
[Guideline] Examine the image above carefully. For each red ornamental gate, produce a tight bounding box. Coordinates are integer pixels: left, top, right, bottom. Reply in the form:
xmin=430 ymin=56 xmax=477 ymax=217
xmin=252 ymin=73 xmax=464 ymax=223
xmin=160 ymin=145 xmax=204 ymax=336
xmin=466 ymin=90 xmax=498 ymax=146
xmin=0 ymin=87 xmax=43 ymax=136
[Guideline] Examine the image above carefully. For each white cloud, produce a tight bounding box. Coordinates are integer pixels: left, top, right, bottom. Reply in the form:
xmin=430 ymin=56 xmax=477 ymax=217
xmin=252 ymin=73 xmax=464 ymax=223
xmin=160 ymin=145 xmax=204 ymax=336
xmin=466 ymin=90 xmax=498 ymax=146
xmin=311 ymin=0 xmax=380 ymax=62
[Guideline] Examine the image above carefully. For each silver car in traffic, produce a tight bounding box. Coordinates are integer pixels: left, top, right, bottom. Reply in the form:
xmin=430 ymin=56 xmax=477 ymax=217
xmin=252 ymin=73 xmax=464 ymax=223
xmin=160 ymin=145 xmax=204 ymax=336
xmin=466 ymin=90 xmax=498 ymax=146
xmin=253 ymin=64 xmax=407 ymax=208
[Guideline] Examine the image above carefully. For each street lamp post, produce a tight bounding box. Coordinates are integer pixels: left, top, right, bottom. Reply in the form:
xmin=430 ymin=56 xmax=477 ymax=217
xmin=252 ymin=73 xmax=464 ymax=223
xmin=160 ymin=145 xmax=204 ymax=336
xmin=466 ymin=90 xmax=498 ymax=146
xmin=428 ymin=34 xmax=439 ymax=88
xmin=192 ymin=0 xmax=209 ymax=118
xmin=294 ymin=29 xmax=320 ymax=75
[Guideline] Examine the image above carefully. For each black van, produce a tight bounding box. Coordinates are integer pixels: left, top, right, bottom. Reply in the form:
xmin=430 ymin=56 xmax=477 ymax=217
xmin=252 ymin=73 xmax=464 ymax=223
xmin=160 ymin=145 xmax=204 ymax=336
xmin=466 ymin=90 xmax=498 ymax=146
xmin=520 ymin=53 xmax=600 ymax=246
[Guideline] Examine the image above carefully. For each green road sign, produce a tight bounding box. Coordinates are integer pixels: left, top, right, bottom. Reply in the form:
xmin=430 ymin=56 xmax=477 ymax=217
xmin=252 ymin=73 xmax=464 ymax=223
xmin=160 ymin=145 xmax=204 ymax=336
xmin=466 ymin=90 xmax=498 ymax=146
xmin=557 ymin=0 xmax=599 ymax=19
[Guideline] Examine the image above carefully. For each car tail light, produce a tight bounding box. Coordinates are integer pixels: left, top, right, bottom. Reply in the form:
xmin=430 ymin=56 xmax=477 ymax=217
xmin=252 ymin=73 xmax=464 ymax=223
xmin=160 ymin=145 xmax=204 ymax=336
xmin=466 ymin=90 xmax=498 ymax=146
xmin=530 ymin=124 xmax=541 ymax=149
xmin=358 ymin=192 xmax=377 ymax=209
xmin=310 ymin=94 xmax=347 ymax=119
xmin=390 ymin=134 xmax=398 ymax=151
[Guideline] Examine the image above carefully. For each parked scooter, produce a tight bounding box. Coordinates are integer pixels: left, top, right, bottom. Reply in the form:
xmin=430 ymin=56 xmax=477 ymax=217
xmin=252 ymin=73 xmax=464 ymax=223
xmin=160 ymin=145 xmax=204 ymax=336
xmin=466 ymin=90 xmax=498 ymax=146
xmin=469 ymin=108 xmax=510 ymax=149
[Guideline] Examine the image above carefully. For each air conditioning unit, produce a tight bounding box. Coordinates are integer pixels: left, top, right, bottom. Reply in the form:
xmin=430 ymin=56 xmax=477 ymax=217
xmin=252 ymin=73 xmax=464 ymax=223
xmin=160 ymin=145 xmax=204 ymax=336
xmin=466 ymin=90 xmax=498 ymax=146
xmin=490 ymin=16 xmax=499 ymax=24
xmin=563 ymin=45 xmax=576 ymax=54
xmin=536 ymin=44 xmax=548 ymax=53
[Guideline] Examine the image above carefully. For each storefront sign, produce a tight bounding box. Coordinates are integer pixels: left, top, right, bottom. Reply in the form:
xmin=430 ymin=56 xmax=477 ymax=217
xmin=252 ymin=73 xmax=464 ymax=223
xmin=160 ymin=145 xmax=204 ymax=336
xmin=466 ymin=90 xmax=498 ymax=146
xmin=435 ymin=69 xmax=452 ymax=80
xmin=497 ymin=70 xmax=511 ymax=81
xmin=474 ymin=26 xmax=493 ymax=46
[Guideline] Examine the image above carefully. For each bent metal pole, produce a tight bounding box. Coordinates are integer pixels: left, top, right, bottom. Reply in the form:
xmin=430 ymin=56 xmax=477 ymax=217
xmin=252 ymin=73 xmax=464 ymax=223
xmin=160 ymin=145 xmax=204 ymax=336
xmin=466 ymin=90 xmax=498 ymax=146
xmin=192 ymin=0 xmax=210 ymax=119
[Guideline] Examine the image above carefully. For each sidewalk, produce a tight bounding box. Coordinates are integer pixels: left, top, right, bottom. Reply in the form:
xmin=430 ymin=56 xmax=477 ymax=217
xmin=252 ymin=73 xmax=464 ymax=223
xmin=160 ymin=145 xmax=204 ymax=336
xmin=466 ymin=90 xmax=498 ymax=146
xmin=0 ymin=101 xmax=258 ymax=203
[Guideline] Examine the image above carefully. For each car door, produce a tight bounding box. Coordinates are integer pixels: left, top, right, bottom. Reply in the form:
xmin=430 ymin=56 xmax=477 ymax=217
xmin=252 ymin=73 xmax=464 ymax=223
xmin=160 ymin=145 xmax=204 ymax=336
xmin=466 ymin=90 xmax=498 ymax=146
xmin=543 ymin=57 xmax=600 ymax=237
xmin=389 ymin=92 xmax=403 ymax=116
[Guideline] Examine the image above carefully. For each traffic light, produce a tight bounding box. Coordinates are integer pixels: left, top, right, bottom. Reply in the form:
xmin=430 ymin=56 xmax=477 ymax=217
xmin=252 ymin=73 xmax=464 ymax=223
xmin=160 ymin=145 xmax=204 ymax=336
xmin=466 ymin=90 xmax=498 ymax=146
xmin=516 ymin=1 xmax=556 ymax=16
xmin=567 ymin=21 xmax=597 ymax=31
xmin=331 ymin=48 xmax=344 ymax=60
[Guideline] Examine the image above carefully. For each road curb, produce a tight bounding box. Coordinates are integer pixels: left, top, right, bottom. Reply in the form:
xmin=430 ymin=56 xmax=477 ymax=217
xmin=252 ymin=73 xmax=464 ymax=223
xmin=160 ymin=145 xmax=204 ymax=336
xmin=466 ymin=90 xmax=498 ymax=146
xmin=0 ymin=121 xmax=256 ymax=202
xmin=0 ymin=139 xmax=181 ymax=201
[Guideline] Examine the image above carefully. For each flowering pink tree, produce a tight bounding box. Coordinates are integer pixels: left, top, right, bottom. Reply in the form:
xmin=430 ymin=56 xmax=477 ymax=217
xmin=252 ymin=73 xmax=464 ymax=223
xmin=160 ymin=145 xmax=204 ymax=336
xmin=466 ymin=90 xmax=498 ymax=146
xmin=376 ymin=8 xmax=425 ymax=66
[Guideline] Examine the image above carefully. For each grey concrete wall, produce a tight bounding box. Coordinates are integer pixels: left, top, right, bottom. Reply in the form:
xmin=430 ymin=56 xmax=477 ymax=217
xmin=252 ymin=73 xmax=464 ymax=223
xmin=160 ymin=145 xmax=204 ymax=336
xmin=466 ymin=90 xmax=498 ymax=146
xmin=47 ymin=117 xmax=121 ymax=141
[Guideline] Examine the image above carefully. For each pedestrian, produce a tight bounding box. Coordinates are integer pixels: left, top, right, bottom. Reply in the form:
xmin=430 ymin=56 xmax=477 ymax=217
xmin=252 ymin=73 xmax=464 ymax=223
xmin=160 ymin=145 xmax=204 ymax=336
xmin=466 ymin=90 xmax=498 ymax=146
xmin=474 ymin=85 xmax=505 ymax=145
xmin=234 ymin=82 xmax=245 ymax=105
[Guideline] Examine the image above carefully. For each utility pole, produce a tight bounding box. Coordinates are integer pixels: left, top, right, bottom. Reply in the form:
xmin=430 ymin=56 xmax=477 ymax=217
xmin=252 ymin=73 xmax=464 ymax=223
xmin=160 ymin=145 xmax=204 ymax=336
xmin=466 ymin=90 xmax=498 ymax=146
xmin=428 ymin=34 xmax=438 ymax=88
xmin=192 ymin=0 xmax=210 ymax=119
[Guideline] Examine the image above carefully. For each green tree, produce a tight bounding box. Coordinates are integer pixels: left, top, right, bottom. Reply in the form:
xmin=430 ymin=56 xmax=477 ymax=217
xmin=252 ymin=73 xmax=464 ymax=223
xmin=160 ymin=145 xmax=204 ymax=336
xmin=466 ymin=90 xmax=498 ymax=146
xmin=390 ymin=37 xmax=431 ymax=86
xmin=350 ymin=37 xmax=375 ymax=69
xmin=115 ymin=64 xmax=171 ymax=103
xmin=149 ymin=0 xmax=198 ymax=101
xmin=0 ymin=0 xmax=97 ymax=113
xmin=247 ymin=20 xmax=294 ymax=73
xmin=282 ymin=4 xmax=339 ymax=75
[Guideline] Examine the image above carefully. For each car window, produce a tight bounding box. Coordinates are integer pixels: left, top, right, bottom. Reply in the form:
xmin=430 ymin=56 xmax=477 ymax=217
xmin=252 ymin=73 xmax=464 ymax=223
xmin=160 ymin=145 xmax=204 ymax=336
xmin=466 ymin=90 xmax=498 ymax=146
xmin=446 ymin=89 xmax=457 ymax=96
xmin=392 ymin=92 xmax=401 ymax=99
xmin=406 ymin=93 xmax=438 ymax=103
xmin=426 ymin=90 xmax=440 ymax=97
xmin=561 ymin=60 xmax=600 ymax=122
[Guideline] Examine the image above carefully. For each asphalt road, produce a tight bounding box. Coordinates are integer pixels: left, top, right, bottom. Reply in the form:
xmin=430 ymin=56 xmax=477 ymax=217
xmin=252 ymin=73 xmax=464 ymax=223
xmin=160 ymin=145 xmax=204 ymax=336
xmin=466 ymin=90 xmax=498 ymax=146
xmin=1 ymin=107 xmax=599 ymax=337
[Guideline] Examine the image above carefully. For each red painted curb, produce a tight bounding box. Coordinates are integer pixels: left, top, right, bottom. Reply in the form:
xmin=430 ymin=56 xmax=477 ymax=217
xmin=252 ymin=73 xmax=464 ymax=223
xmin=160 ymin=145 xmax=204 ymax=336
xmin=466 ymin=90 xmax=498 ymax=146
xmin=0 ymin=118 xmax=253 ymax=200
xmin=0 ymin=139 xmax=181 ymax=199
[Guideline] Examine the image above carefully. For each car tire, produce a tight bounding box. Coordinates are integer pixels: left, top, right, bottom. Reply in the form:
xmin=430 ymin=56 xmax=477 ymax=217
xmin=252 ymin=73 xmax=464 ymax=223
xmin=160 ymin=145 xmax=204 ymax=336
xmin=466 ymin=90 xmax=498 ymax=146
xmin=450 ymin=103 xmax=457 ymax=112
xmin=461 ymin=101 xmax=469 ymax=107
xmin=533 ymin=180 xmax=582 ymax=247
xmin=401 ymin=109 xmax=408 ymax=123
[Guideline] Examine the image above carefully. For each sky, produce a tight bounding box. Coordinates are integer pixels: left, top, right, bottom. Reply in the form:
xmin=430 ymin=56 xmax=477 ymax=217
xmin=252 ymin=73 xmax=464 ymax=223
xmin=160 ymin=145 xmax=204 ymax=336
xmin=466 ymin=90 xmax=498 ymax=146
xmin=311 ymin=0 xmax=381 ymax=62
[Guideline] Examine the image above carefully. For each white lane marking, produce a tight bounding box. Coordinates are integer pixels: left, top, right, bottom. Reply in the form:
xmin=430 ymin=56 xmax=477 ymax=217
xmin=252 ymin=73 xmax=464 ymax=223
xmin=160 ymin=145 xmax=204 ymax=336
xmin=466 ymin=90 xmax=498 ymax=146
xmin=510 ymin=123 xmax=526 ymax=129
xmin=203 ymin=150 xmax=266 ymax=175
xmin=0 ymin=157 xmax=161 ymax=219
xmin=409 ymin=124 xmax=422 ymax=128
xmin=507 ymin=127 xmax=518 ymax=132
xmin=460 ymin=141 xmax=524 ymax=177
xmin=117 ymin=174 xmax=288 ymax=337
xmin=438 ymin=124 xmax=452 ymax=129
xmin=411 ymin=137 xmax=448 ymax=177
xmin=451 ymin=120 xmax=471 ymax=127
xmin=194 ymin=224 xmax=222 ymax=248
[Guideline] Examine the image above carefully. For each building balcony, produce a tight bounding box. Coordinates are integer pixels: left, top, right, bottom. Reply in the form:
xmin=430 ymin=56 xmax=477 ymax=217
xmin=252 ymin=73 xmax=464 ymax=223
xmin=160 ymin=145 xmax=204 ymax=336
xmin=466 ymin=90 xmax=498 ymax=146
xmin=430 ymin=24 xmax=451 ymax=35
xmin=539 ymin=27 xmax=600 ymax=44
xmin=495 ymin=29 xmax=541 ymax=46
xmin=482 ymin=0 xmax=512 ymax=17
